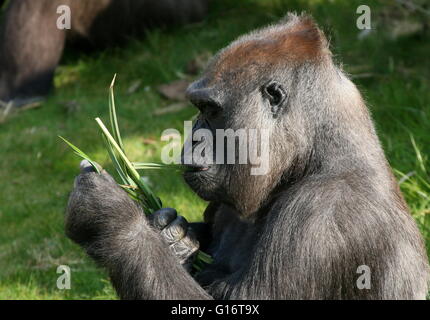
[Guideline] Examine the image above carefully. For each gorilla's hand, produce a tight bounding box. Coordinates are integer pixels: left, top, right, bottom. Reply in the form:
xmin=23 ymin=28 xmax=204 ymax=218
xmin=65 ymin=160 xmax=144 ymax=248
xmin=150 ymin=208 xmax=200 ymax=269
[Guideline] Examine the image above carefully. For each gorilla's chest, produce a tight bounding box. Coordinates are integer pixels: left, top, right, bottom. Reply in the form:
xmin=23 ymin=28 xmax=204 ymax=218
xmin=207 ymin=209 xmax=260 ymax=275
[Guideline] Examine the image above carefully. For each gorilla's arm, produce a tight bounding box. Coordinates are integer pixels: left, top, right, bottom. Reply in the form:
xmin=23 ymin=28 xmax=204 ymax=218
xmin=66 ymin=166 xmax=211 ymax=300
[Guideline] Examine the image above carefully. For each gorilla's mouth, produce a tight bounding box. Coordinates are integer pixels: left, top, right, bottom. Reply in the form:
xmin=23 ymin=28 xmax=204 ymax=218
xmin=183 ymin=164 xmax=219 ymax=202
xmin=184 ymin=164 xmax=210 ymax=173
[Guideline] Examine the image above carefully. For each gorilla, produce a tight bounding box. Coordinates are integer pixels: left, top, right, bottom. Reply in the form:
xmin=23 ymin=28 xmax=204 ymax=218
xmin=65 ymin=14 xmax=430 ymax=299
xmin=0 ymin=0 xmax=208 ymax=108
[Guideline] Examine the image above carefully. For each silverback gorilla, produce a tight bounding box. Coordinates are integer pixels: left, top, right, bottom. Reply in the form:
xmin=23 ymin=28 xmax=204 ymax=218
xmin=0 ymin=0 xmax=208 ymax=107
xmin=65 ymin=14 xmax=430 ymax=299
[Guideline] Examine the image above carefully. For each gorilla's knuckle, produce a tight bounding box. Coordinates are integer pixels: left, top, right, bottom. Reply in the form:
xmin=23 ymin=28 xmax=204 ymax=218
xmin=170 ymin=239 xmax=199 ymax=263
xmin=175 ymin=215 xmax=188 ymax=229
xmin=182 ymin=233 xmax=200 ymax=251
xmin=185 ymin=228 xmax=198 ymax=243
xmin=151 ymin=208 xmax=178 ymax=229
xmin=160 ymin=216 xmax=188 ymax=243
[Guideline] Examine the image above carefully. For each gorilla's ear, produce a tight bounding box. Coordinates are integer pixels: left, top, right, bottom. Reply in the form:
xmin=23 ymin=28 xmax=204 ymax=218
xmin=262 ymin=81 xmax=287 ymax=117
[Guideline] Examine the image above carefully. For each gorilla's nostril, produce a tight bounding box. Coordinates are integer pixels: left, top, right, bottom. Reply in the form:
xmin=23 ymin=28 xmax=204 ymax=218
xmin=192 ymin=95 xmax=222 ymax=116
xmin=186 ymin=85 xmax=222 ymax=113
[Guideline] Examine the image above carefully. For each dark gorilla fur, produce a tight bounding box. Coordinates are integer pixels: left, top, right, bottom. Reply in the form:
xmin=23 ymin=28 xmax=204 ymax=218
xmin=65 ymin=14 xmax=430 ymax=299
xmin=0 ymin=0 xmax=208 ymax=105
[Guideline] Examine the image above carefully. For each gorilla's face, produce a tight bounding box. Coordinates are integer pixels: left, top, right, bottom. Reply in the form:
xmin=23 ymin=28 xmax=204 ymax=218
xmin=182 ymin=55 xmax=295 ymax=213
xmin=182 ymin=15 xmax=330 ymax=214
xmin=181 ymin=80 xmax=226 ymax=202
xmin=181 ymin=73 xmax=229 ymax=202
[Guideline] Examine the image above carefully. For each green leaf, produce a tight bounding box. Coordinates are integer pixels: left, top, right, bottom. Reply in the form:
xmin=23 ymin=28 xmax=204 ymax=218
xmin=133 ymin=162 xmax=185 ymax=172
xmin=102 ymin=134 xmax=132 ymax=186
xmin=109 ymin=74 xmax=124 ymax=152
xmin=95 ymin=117 xmax=161 ymax=211
xmin=59 ymin=136 xmax=101 ymax=174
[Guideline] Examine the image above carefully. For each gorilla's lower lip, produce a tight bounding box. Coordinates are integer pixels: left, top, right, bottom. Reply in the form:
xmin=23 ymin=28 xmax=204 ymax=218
xmin=184 ymin=165 xmax=210 ymax=172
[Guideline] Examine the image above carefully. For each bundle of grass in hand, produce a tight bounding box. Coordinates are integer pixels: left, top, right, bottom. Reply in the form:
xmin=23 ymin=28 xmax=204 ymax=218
xmin=60 ymin=75 xmax=212 ymax=271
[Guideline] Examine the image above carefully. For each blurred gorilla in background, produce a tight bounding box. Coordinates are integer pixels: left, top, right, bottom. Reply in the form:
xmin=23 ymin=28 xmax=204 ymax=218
xmin=0 ymin=0 xmax=209 ymax=109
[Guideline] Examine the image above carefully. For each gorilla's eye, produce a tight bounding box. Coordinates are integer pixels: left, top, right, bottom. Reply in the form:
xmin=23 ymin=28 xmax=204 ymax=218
xmin=262 ymin=81 xmax=287 ymax=116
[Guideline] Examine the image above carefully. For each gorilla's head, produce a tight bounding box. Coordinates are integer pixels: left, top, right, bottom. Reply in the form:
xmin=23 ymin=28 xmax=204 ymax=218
xmin=182 ymin=14 xmax=367 ymax=216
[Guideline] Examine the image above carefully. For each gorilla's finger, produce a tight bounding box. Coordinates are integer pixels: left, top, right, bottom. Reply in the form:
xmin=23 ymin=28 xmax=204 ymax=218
xmin=160 ymin=215 xmax=188 ymax=243
xmin=180 ymin=229 xmax=200 ymax=252
xmin=79 ymin=160 xmax=117 ymax=187
xmin=151 ymin=208 xmax=178 ymax=230
xmin=169 ymin=229 xmax=200 ymax=264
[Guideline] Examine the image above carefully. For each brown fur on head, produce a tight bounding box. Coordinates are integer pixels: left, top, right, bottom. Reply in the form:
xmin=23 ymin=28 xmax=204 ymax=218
xmin=210 ymin=13 xmax=331 ymax=82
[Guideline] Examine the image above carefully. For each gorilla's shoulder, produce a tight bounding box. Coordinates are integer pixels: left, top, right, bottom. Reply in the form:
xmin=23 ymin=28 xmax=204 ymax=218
xmin=270 ymin=172 xmax=389 ymax=223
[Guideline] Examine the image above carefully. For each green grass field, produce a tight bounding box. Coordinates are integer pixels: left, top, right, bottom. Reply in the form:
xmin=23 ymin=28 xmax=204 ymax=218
xmin=0 ymin=0 xmax=429 ymax=299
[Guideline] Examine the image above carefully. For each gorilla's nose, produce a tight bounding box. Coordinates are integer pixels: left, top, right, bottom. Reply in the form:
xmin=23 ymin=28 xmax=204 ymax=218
xmin=186 ymin=81 xmax=222 ymax=113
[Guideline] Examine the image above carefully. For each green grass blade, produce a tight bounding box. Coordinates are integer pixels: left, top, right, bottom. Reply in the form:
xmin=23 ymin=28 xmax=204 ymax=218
xmin=410 ymin=135 xmax=427 ymax=175
xmin=133 ymin=162 xmax=185 ymax=172
xmin=102 ymin=135 xmax=131 ymax=186
xmin=59 ymin=136 xmax=101 ymax=174
xmin=95 ymin=117 xmax=161 ymax=210
xmin=132 ymin=162 xmax=166 ymax=169
xmin=196 ymin=251 xmax=214 ymax=264
xmin=96 ymin=118 xmax=139 ymax=179
xmin=109 ymin=74 xmax=124 ymax=151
